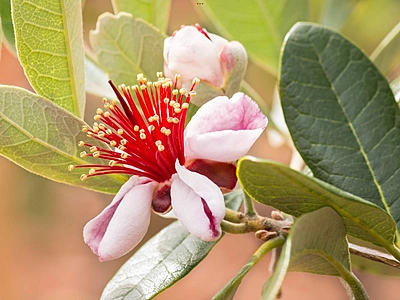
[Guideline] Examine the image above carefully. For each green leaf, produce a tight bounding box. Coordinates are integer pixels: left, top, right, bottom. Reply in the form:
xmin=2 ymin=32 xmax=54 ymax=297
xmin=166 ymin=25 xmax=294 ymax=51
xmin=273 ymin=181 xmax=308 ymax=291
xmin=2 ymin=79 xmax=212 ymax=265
xmin=11 ymin=0 xmax=85 ymax=117
xmin=319 ymin=0 xmax=360 ymax=30
xmin=237 ymin=157 xmax=400 ymax=260
xmin=279 ymin=22 xmax=400 ymax=233
xmin=90 ymin=12 xmax=165 ymax=86
xmin=101 ymin=191 xmax=243 ymax=300
xmin=262 ymin=207 xmax=368 ymax=300
xmin=391 ymin=77 xmax=400 ymax=103
xmin=201 ymin=0 xmax=309 ymax=76
xmin=0 ymin=0 xmax=15 ymax=52
xmin=212 ymin=236 xmax=285 ymax=300
xmin=371 ymin=22 xmax=400 ymax=76
xmin=0 ymin=86 xmax=126 ymax=194
xmin=112 ymin=0 xmax=171 ymax=33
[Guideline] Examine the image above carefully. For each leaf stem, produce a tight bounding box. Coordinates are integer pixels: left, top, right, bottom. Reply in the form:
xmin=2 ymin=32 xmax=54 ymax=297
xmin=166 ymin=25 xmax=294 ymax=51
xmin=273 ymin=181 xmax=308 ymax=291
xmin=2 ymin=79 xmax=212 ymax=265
xmin=349 ymin=243 xmax=400 ymax=269
xmin=243 ymin=191 xmax=257 ymax=217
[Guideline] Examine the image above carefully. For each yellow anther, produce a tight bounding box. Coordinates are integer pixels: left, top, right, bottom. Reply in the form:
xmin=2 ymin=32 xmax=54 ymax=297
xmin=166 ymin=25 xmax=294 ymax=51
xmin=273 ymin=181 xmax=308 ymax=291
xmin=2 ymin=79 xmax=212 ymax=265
xmin=99 ymin=124 xmax=106 ymax=130
xmin=96 ymin=108 xmax=103 ymax=115
xmin=102 ymin=98 xmax=108 ymax=104
xmin=80 ymin=174 xmax=88 ymax=181
xmin=172 ymin=89 xmax=179 ymax=95
xmin=153 ymin=115 xmax=160 ymax=121
xmin=109 ymin=105 xmax=115 ymax=110
xmin=169 ymin=100 xmax=176 ymax=107
xmin=140 ymin=84 xmax=147 ymax=90
xmin=175 ymin=74 xmax=181 ymax=81
xmin=93 ymin=151 xmax=100 ymax=158
xmin=174 ymin=108 xmax=182 ymax=113
xmin=140 ymin=133 xmax=146 ymax=139
xmin=137 ymin=73 xmax=144 ymax=81
xmin=120 ymin=139 xmax=127 ymax=145
xmin=80 ymin=151 xmax=87 ymax=158
xmin=90 ymin=146 xmax=97 ymax=152
xmin=182 ymin=103 xmax=189 ymax=109
xmin=103 ymin=111 xmax=110 ymax=118
xmin=118 ymin=129 xmax=124 ymax=135
xmin=192 ymin=77 xmax=200 ymax=84
xmin=68 ymin=165 xmax=75 ymax=171
xmin=89 ymin=168 xmax=96 ymax=175
xmin=118 ymin=145 xmax=126 ymax=151
xmin=110 ymin=140 xmax=117 ymax=147
xmin=121 ymin=152 xmax=128 ymax=159
xmin=104 ymin=103 xmax=110 ymax=109
xmin=157 ymin=145 xmax=165 ymax=151
xmin=164 ymin=129 xmax=171 ymax=136
xmin=164 ymin=98 xmax=169 ymax=104
xmin=132 ymin=85 xmax=139 ymax=91
xmin=106 ymin=129 xmax=112 ymax=135
xmin=172 ymin=117 xmax=179 ymax=124
xmin=112 ymin=100 xmax=117 ymax=106
xmin=179 ymin=88 xmax=187 ymax=95
xmin=149 ymin=125 xmax=155 ymax=131
xmin=167 ymin=117 xmax=173 ymax=123
xmin=189 ymin=91 xmax=197 ymax=97
xmin=147 ymin=82 xmax=152 ymax=88
xmin=82 ymin=126 xmax=88 ymax=133
xmin=109 ymin=160 xmax=116 ymax=167
xmin=157 ymin=72 xmax=163 ymax=78
xmin=98 ymin=131 xmax=105 ymax=138
xmin=78 ymin=141 xmax=85 ymax=147
xmin=93 ymin=126 xmax=99 ymax=133
xmin=173 ymin=103 xmax=180 ymax=109
xmin=94 ymin=115 xmax=101 ymax=121
xmin=134 ymin=125 xmax=139 ymax=131
xmin=160 ymin=127 xmax=166 ymax=133
xmin=155 ymin=140 xmax=162 ymax=146
xmin=139 ymin=129 xmax=145 ymax=133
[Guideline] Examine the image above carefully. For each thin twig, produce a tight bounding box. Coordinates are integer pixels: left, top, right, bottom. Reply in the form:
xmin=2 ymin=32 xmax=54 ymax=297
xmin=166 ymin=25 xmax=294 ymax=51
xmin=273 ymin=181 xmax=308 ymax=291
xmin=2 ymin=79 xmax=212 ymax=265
xmin=349 ymin=243 xmax=400 ymax=269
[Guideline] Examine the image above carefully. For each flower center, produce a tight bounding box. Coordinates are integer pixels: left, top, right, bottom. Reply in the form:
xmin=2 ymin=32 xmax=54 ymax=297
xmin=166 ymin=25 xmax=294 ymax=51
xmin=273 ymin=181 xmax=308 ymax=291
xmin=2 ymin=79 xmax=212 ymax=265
xmin=69 ymin=73 xmax=199 ymax=183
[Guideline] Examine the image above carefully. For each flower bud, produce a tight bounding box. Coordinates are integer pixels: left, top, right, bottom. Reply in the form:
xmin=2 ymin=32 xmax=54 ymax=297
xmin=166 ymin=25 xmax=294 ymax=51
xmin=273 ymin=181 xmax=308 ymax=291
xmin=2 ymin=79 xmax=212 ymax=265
xmin=163 ymin=24 xmax=247 ymax=106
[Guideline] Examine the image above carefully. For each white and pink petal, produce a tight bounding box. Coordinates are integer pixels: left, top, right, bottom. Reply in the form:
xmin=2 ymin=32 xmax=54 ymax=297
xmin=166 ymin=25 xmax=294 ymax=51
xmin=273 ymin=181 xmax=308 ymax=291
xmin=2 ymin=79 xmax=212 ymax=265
xmin=184 ymin=92 xmax=268 ymax=162
xmin=83 ymin=176 xmax=157 ymax=261
xmin=171 ymin=162 xmax=225 ymax=241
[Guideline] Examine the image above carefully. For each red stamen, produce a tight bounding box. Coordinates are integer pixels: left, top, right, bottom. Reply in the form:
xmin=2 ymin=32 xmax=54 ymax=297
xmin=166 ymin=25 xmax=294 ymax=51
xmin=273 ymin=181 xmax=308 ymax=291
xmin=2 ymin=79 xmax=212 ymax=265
xmin=70 ymin=73 xmax=199 ymax=184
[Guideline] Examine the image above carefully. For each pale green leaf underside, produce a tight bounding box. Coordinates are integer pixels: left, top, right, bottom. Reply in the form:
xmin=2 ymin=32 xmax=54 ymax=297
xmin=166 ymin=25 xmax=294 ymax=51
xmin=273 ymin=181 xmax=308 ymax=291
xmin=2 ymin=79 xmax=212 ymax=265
xmin=371 ymin=22 xmax=400 ymax=76
xmin=0 ymin=0 xmax=16 ymax=52
xmin=90 ymin=12 xmax=165 ymax=87
xmin=11 ymin=0 xmax=85 ymax=117
xmin=101 ymin=191 xmax=243 ymax=300
xmin=201 ymin=0 xmax=309 ymax=75
xmin=0 ymin=86 xmax=126 ymax=194
xmin=262 ymin=207 xmax=368 ymax=300
xmin=238 ymin=158 xmax=398 ymax=255
xmin=85 ymin=57 xmax=115 ymax=99
xmin=280 ymin=22 xmax=400 ymax=231
xmin=112 ymin=0 xmax=171 ymax=33
xmin=319 ymin=0 xmax=360 ymax=30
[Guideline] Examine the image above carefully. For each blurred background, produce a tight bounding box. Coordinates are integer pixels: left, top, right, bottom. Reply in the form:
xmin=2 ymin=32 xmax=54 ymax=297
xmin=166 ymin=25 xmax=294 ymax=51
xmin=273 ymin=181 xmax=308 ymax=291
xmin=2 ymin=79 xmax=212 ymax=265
xmin=0 ymin=0 xmax=400 ymax=299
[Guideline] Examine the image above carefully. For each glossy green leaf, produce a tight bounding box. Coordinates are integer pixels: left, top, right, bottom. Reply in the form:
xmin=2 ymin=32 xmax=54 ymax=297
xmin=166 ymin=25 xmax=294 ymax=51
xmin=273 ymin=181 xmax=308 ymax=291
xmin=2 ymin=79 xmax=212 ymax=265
xmin=238 ymin=157 xmax=400 ymax=260
xmin=201 ymin=0 xmax=309 ymax=76
xmin=262 ymin=207 xmax=368 ymax=300
xmin=0 ymin=86 xmax=126 ymax=194
xmin=90 ymin=12 xmax=165 ymax=87
xmin=319 ymin=0 xmax=360 ymax=30
xmin=11 ymin=0 xmax=85 ymax=117
xmin=112 ymin=0 xmax=171 ymax=33
xmin=279 ymin=22 xmax=400 ymax=233
xmin=212 ymin=236 xmax=285 ymax=300
xmin=0 ymin=0 xmax=15 ymax=52
xmin=371 ymin=22 xmax=400 ymax=76
xmin=391 ymin=77 xmax=400 ymax=103
xmin=101 ymin=191 xmax=243 ymax=300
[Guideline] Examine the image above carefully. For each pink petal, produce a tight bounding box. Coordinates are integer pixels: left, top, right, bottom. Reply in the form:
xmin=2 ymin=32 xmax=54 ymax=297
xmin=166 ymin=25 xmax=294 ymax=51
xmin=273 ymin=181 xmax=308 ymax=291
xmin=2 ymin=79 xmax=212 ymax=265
xmin=185 ymin=92 xmax=268 ymax=162
xmin=163 ymin=26 xmax=225 ymax=87
xmin=171 ymin=161 xmax=225 ymax=241
xmin=83 ymin=176 xmax=157 ymax=261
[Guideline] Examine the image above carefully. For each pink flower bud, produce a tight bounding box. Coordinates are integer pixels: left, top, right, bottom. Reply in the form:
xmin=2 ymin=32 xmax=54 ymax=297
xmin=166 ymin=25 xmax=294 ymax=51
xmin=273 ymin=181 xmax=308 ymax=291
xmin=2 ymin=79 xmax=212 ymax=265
xmin=164 ymin=24 xmax=247 ymax=105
